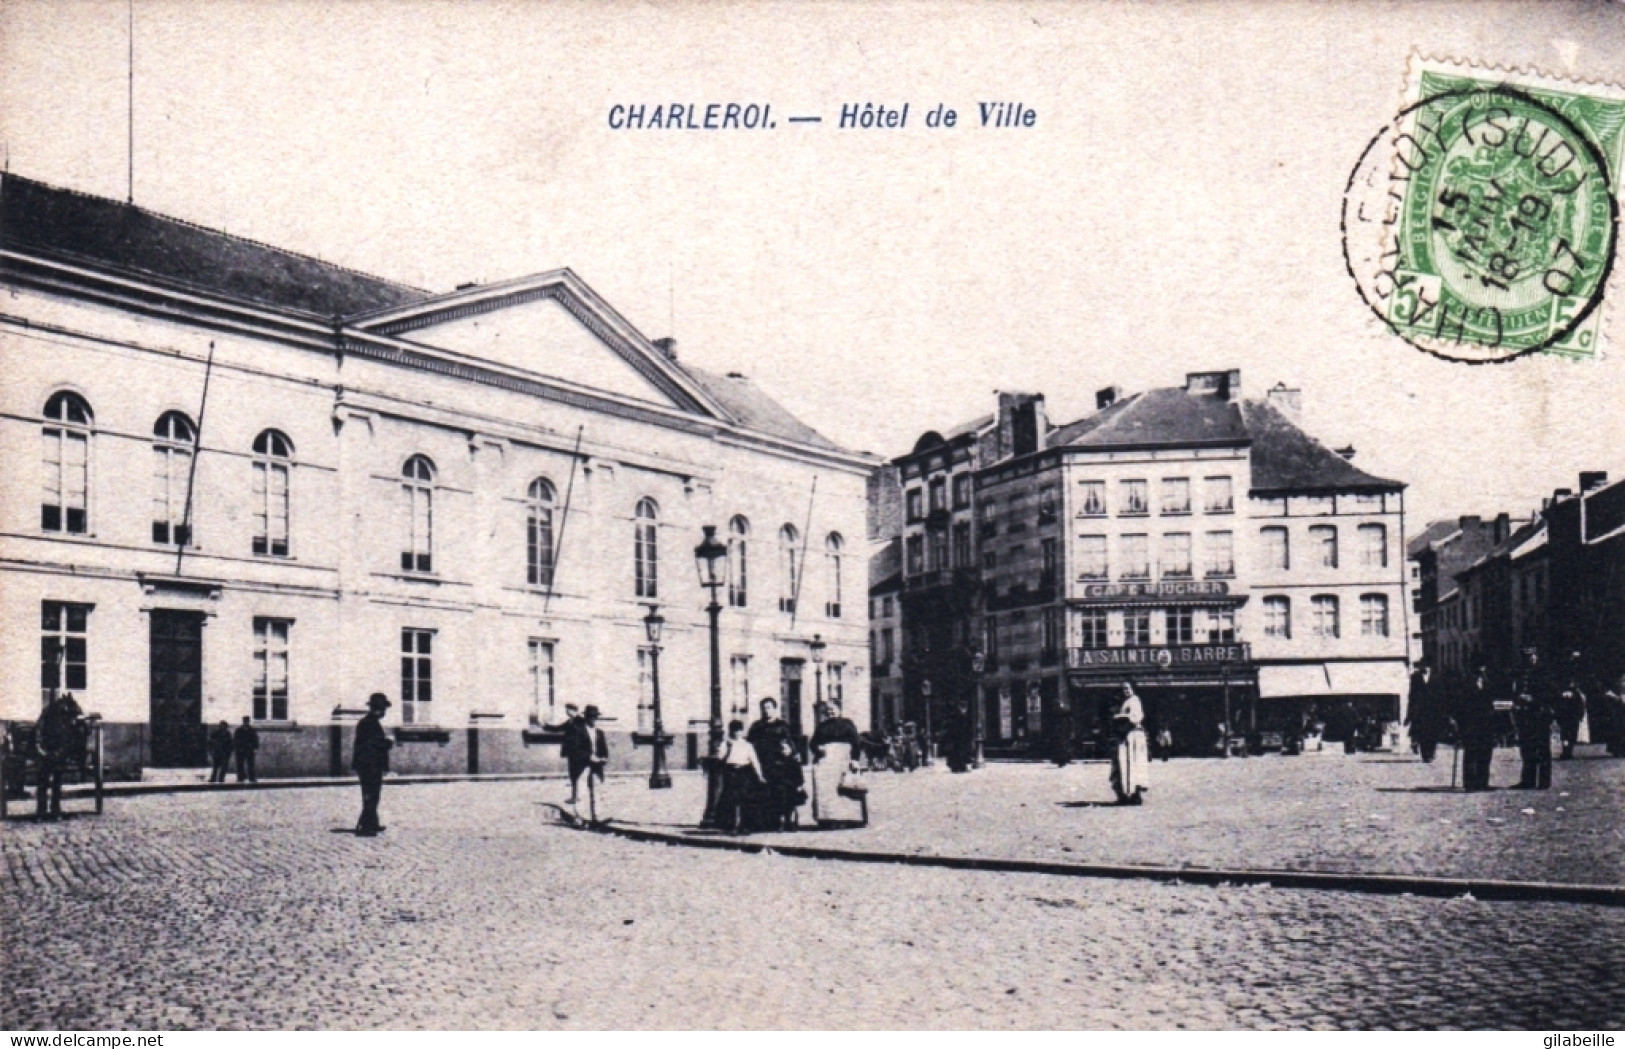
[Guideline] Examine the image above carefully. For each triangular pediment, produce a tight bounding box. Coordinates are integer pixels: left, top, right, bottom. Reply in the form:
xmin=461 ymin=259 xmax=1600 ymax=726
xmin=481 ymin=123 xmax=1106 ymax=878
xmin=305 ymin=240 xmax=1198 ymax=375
xmin=401 ymin=294 xmax=679 ymax=407
xmin=350 ymin=272 xmax=729 ymax=418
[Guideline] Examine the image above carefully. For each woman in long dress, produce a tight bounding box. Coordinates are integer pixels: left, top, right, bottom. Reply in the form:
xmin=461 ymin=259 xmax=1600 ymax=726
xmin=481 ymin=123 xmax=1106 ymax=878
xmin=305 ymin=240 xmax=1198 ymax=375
xmin=808 ymin=702 xmax=865 ymax=826
xmin=1110 ymin=682 xmax=1150 ymax=805
xmin=746 ymin=698 xmax=805 ymax=831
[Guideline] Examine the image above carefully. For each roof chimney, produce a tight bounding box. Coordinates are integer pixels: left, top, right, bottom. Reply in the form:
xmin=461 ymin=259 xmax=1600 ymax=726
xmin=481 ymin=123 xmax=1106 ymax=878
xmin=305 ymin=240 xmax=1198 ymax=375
xmin=1494 ymin=512 xmax=1510 ymax=542
xmin=1267 ymin=382 xmax=1302 ymax=422
xmin=1185 ymin=369 xmax=1241 ymax=402
xmin=652 ymin=337 xmax=678 ymax=362
xmin=997 ymin=392 xmax=1047 ymax=459
xmin=1581 ymin=471 xmax=1609 ymax=492
xmin=1095 ymin=385 xmax=1122 ymax=410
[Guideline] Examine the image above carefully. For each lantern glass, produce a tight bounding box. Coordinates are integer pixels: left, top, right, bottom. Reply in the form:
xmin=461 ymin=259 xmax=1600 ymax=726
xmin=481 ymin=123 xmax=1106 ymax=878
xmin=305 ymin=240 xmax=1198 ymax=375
xmin=810 ymin=633 xmax=826 ymax=664
xmin=643 ymin=605 xmax=664 ymax=645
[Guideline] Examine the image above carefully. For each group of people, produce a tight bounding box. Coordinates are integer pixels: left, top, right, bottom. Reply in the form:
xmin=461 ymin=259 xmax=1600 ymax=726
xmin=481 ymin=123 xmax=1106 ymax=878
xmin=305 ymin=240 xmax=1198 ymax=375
xmin=1406 ymin=650 xmax=1625 ymax=792
xmin=716 ymin=698 xmax=867 ymax=833
xmin=207 ymin=717 xmax=262 ymax=784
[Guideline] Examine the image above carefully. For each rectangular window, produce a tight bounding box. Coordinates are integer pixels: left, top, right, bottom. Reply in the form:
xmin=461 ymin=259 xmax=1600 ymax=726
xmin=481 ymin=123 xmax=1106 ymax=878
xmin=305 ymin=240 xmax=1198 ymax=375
xmin=1079 ymin=610 xmax=1109 ymax=648
xmin=928 ymin=530 xmax=948 ymax=572
xmin=1121 ymin=534 xmax=1150 ymax=579
xmin=529 ymin=639 xmax=556 ymax=724
xmin=1040 ymin=538 xmax=1058 ymax=588
xmin=252 ymin=618 xmax=291 ymax=722
xmin=1310 ymin=525 xmax=1338 ymax=568
xmin=1077 ymin=535 xmax=1108 ymax=579
xmin=42 ymin=426 xmax=89 ymax=535
xmin=1261 ymin=526 xmax=1290 ymax=571
xmin=729 ymin=654 xmax=752 ymax=720
xmin=984 ymin=615 xmax=999 ymax=668
xmin=40 ymin=601 xmax=89 ymax=704
xmin=637 ymin=648 xmax=655 ymax=734
xmin=953 ymin=522 xmax=973 ymax=569
xmin=1124 ymin=610 xmax=1152 ymax=647
xmin=1078 ymin=480 xmax=1106 ymax=517
xmin=1204 ymin=530 xmax=1235 ymax=578
xmin=1206 ymin=608 xmax=1237 ymax=643
xmin=252 ymin=460 xmax=291 ymax=557
xmin=152 ymin=445 xmax=193 ymax=546
xmin=929 ymin=477 xmax=947 ymax=513
xmin=1358 ymin=523 xmax=1388 ymax=568
xmin=879 ymin=629 xmax=894 ymax=666
xmin=1038 ymin=487 xmax=1058 ymax=524
xmin=1203 ymin=476 xmax=1234 ymax=514
xmin=400 ymin=629 xmax=433 ymax=725
xmin=1165 ymin=607 xmax=1194 ymax=644
xmin=828 ymin=663 xmax=845 ymax=709
xmin=527 ymin=506 xmax=555 ymax=588
xmin=1311 ymin=595 xmax=1340 ymax=639
xmin=906 ymin=489 xmax=924 ymax=522
xmin=401 ymin=484 xmax=432 ymax=573
xmin=982 ymin=549 xmax=997 ymax=570
xmin=881 ymin=596 xmax=894 ymax=618
xmin=1263 ymin=596 xmax=1291 ymax=639
xmin=1360 ymin=595 xmax=1390 ymax=637
xmin=1160 ymin=532 xmax=1193 ymax=578
xmin=1160 ymin=477 xmax=1191 ymax=515
xmin=952 ymin=474 xmax=971 ymax=509
xmin=1042 ymin=607 xmax=1062 ymax=660
xmin=906 ymin=535 xmax=924 ymax=575
xmin=1120 ymin=479 xmax=1149 ymax=516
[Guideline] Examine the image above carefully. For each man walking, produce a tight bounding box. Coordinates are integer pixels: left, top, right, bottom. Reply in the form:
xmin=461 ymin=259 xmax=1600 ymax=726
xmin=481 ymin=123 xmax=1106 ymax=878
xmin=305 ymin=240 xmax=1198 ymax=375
xmin=556 ymin=703 xmax=592 ymax=809
xmin=1512 ymin=651 xmax=1554 ymax=790
xmin=1406 ymin=663 xmax=1443 ymax=763
xmin=1453 ymin=665 xmax=1498 ymax=792
xmin=232 ymin=716 xmax=260 ymax=784
xmin=207 ymin=720 xmax=234 ymax=784
xmin=352 ymin=693 xmax=394 ymax=836
xmin=582 ymin=705 xmax=610 ymax=823
xmin=1554 ymin=653 xmax=1586 ymax=761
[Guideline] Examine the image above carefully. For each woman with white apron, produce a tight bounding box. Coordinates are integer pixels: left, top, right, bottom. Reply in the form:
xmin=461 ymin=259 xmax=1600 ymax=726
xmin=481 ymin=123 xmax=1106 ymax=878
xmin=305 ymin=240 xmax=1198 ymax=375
xmin=808 ymin=702 xmax=867 ymax=827
xmin=1110 ymin=682 xmax=1150 ymax=805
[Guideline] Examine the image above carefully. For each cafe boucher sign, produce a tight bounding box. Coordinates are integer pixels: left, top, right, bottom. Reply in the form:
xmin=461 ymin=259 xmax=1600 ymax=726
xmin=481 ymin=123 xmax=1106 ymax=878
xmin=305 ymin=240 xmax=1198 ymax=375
xmin=1080 ymin=581 xmax=1231 ymax=601
xmin=1068 ymin=644 xmax=1250 ymax=670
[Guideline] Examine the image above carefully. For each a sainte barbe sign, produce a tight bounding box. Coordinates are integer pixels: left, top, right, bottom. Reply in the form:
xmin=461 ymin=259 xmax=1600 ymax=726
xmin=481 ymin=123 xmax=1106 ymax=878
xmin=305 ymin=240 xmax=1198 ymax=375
xmin=1067 ymin=643 xmax=1250 ymax=670
xmin=1079 ymin=580 xmax=1231 ymax=600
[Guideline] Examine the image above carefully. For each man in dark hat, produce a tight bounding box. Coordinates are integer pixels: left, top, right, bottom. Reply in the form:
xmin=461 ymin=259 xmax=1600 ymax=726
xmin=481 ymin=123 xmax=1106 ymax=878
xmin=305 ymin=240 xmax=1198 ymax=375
xmin=581 ymin=705 xmax=610 ymax=822
xmin=233 ymin=716 xmax=260 ymax=784
xmin=557 ymin=702 xmax=592 ymax=809
xmin=1453 ymin=664 xmax=1498 ymax=792
xmin=352 ymin=693 xmax=395 ymax=836
xmin=1553 ymin=652 xmax=1587 ymax=761
xmin=1511 ymin=652 xmax=1554 ymax=790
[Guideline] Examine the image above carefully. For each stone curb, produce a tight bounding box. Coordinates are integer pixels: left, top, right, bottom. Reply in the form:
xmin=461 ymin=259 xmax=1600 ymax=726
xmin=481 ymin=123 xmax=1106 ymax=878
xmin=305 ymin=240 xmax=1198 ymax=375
xmin=575 ymin=817 xmax=1625 ymax=909
xmin=34 ymin=769 xmax=655 ymax=801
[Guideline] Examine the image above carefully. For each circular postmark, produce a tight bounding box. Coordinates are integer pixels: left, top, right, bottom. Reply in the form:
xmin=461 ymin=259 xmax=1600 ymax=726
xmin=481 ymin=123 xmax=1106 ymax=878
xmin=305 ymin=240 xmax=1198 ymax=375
xmin=1343 ymin=85 xmax=1618 ymax=363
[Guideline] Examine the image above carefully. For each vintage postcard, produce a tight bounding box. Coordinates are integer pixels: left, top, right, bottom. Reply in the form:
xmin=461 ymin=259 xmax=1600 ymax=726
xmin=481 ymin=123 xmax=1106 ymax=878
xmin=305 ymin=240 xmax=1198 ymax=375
xmin=2 ymin=0 xmax=1624 ymax=1034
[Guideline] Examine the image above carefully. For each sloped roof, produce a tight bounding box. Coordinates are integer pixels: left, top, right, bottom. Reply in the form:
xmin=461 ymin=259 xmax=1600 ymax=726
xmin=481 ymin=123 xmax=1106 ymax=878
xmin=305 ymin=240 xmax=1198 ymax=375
xmin=1 ymin=173 xmax=428 ymax=318
xmin=1242 ymin=399 xmax=1402 ymax=492
xmin=1048 ymin=387 xmax=1249 ymax=449
xmin=1461 ymin=517 xmax=1545 ymax=577
xmin=681 ymin=365 xmax=842 ymax=451
xmin=1408 ymin=519 xmax=1462 ymax=559
xmin=869 ymin=536 xmax=903 ymax=591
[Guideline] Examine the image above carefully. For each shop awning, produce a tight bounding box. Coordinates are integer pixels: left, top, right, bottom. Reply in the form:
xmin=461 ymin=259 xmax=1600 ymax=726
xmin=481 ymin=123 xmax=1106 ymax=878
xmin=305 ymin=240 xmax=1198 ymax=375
xmin=1257 ymin=661 xmax=1406 ymax=700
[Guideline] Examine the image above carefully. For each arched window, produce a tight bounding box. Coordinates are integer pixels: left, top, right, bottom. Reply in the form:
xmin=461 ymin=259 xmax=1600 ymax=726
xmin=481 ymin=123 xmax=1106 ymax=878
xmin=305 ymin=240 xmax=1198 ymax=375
xmin=824 ymin=532 xmax=845 ymax=618
xmin=634 ymin=497 xmax=659 ymax=599
xmin=401 ymin=455 xmax=436 ymax=573
xmin=41 ymin=392 xmax=92 ymax=535
xmin=727 ymin=516 xmax=750 ymax=608
xmin=527 ymin=478 xmax=557 ymax=588
xmin=779 ymin=523 xmax=800 ymax=614
xmin=152 ymin=411 xmax=197 ymax=545
xmin=251 ymin=429 xmax=294 ymax=557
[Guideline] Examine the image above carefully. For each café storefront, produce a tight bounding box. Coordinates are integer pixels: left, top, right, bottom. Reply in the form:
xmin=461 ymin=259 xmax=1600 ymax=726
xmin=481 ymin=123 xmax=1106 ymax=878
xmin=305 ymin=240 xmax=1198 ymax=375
xmin=1066 ymin=581 xmax=1256 ymax=757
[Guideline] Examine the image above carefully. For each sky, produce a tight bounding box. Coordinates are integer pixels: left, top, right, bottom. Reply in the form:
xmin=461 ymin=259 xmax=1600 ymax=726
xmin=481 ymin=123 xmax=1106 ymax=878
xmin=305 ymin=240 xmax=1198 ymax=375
xmin=3 ymin=0 xmax=1625 ymax=531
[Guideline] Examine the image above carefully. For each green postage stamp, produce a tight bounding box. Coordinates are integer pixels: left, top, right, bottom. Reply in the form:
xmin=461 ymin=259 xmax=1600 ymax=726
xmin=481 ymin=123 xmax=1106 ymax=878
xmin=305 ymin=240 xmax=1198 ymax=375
xmin=1343 ymin=56 xmax=1625 ymax=363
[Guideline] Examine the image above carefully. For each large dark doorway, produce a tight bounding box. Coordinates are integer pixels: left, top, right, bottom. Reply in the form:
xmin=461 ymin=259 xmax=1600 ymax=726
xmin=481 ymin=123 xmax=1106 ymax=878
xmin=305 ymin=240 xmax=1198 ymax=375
xmin=149 ymin=609 xmax=206 ymax=767
xmin=779 ymin=658 xmax=805 ymax=742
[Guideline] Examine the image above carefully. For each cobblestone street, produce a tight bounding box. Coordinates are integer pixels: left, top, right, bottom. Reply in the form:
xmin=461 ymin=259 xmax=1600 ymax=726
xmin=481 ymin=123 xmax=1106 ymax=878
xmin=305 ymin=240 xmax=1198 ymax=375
xmin=4 ymin=760 xmax=1625 ymax=1030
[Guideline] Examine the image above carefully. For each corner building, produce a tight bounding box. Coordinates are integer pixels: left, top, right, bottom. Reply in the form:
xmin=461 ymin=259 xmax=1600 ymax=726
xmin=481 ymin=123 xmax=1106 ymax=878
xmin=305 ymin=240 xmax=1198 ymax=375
xmin=1 ymin=175 xmax=872 ymax=777
xmin=970 ymin=371 xmax=1409 ymax=756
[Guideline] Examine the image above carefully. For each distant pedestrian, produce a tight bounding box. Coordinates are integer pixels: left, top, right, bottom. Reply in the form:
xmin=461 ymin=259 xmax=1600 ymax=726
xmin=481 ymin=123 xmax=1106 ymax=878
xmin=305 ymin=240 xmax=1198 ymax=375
xmin=1109 ymin=682 xmax=1149 ymax=805
xmin=1512 ymin=654 xmax=1553 ymax=790
xmin=1406 ymin=664 xmax=1444 ymax=763
xmin=1453 ymin=666 xmax=1498 ymax=792
xmin=1155 ymin=725 xmax=1173 ymax=761
xmin=208 ymin=721 xmax=233 ymax=783
xmin=1605 ymin=672 xmax=1625 ymax=758
xmin=582 ymin=705 xmax=610 ymax=823
xmin=716 ymin=719 xmax=764 ymax=834
xmin=35 ymin=691 xmax=84 ymax=820
xmin=232 ymin=716 xmax=260 ymax=784
xmin=554 ymin=703 xmax=592 ymax=809
xmin=1554 ymin=653 xmax=1586 ymax=761
xmin=352 ymin=693 xmax=394 ymax=836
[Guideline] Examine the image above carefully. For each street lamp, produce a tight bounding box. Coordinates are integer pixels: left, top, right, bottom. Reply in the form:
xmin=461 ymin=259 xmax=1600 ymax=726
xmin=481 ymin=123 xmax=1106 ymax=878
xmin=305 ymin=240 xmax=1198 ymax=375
xmin=693 ymin=525 xmax=728 ymax=826
xmin=643 ymin=604 xmax=671 ymax=789
xmin=810 ymin=633 xmax=827 ymax=723
xmin=970 ymin=649 xmax=986 ymax=768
